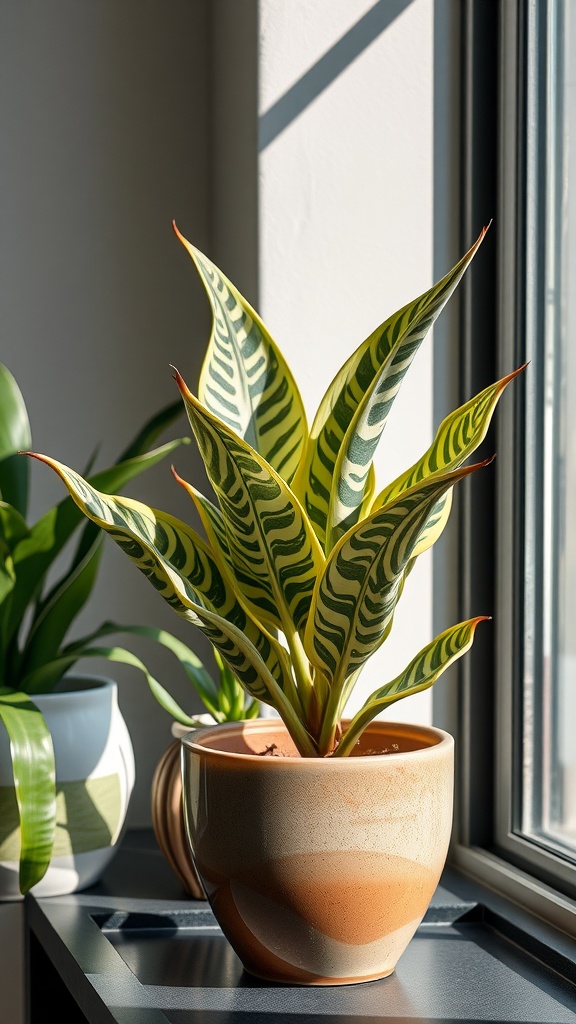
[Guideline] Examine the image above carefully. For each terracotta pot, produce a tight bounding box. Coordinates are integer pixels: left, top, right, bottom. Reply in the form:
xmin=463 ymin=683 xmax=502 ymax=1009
xmin=181 ymin=717 xmax=454 ymax=986
xmin=150 ymin=720 xmax=209 ymax=900
xmin=0 ymin=674 xmax=135 ymax=900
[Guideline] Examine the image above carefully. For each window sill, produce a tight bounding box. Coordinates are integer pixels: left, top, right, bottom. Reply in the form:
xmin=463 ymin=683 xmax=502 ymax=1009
xmin=450 ymin=842 xmax=576 ymax=943
xmin=25 ymin=829 xmax=576 ymax=1023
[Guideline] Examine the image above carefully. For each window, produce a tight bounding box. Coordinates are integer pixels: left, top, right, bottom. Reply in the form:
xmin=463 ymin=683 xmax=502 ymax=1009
xmin=442 ymin=0 xmax=576 ymax=935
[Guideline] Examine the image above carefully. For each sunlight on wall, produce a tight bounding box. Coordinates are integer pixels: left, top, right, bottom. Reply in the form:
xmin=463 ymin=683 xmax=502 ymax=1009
xmin=258 ymin=0 xmax=434 ymax=723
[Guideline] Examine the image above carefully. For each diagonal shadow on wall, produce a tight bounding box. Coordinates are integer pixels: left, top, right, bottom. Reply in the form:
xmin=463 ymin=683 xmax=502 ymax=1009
xmin=259 ymin=0 xmax=415 ymax=151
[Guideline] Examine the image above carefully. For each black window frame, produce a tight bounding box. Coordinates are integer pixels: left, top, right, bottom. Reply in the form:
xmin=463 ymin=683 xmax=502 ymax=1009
xmin=437 ymin=0 xmax=576 ymax=937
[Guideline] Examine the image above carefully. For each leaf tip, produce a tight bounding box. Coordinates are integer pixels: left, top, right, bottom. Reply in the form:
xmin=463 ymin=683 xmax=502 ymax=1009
xmin=170 ymin=364 xmax=184 ymax=387
xmin=171 ymin=366 xmax=195 ymax=403
xmin=501 ymin=363 xmax=528 ymax=388
xmin=170 ymin=464 xmax=185 ymax=486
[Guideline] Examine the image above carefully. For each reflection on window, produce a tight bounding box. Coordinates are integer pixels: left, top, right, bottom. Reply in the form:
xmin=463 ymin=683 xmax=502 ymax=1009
xmin=523 ymin=0 xmax=576 ymax=857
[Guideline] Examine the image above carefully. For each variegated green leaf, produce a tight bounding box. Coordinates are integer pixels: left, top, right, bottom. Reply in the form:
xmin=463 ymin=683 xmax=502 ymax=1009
xmin=7 ymin=437 xmax=188 ymax=650
xmin=174 ymin=223 xmax=308 ymax=484
xmin=306 ymin=460 xmax=489 ymax=693
xmin=292 ymin=228 xmax=488 ymax=551
xmin=27 ymin=453 xmax=316 ymax=753
xmin=334 ymin=616 xmax=488 ymax=756
xmin=170 ymin=468 xmax=235 ymax=579
xmin=370 ymin=366 xmax=525 ymax=559
xmin=174 ymin=370 xmax=325 ymax=640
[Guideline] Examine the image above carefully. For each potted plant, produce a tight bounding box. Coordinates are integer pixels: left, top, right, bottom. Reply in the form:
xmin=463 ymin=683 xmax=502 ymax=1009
xmin=27 ymin=222 xmax=523 ymax=982
xmin=0 ymin=361 xmax=206 ymax=899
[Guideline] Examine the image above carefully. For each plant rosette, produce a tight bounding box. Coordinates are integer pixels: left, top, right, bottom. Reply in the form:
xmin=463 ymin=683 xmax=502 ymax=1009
xmin=26 ymin=222 xmax=524 ymax=979
xmin=181 ymin=717 xmax=453 ymax=985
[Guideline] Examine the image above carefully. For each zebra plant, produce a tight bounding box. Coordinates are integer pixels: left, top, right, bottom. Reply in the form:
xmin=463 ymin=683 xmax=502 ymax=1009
xmin=27 ymin=223 xmax=523 ymax=757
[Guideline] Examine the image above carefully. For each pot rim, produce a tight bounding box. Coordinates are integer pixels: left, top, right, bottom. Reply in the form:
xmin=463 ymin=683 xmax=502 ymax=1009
xmin=24 ymin=673 xmax=117 ymax=701
xmin=180 ymin=717 xmax=453 ymax=765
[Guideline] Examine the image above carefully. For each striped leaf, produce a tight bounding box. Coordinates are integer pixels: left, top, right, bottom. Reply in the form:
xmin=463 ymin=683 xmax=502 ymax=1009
xmin=292 ymin=228 xmax=488 ymax=551
xmin=370 ymin=366 xmax=524 ymax=559
xmin=334 ymin=616 xmax=488 ymax=756
xmin=25 ymin=454 xmax=298 ymax=719
xmin=6 ymin=437 xmax=188 ymax=653
xmin=305 ymin=460 xmax=489 ymax=691
xmin=174 ymin=370 xmax=325 ymax=639
xmin=170 ymin=469 xmax=235 ymax=579
xmin=174 ymin=223 xmax=307 ymax=484
xmin=169 ymin=470 xmax=279 ymax=679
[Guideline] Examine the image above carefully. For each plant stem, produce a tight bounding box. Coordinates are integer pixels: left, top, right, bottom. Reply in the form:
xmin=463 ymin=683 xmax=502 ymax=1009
xmin=330 ymin=710 xmax=373 ymax=757
xmin=317 ymin=682 xmax=344 ymax=756
xmin=283 ymin=625 xmax=314 ymax=718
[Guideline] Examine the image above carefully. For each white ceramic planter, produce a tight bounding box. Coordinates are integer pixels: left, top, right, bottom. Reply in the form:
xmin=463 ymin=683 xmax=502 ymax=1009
xmin=181 ymin=717 xmax=454 ymax=986
xmin=0 ymin=674 xmax=135 ymax=900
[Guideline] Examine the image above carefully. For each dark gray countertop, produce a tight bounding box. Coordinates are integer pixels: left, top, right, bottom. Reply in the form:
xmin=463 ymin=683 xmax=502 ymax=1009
xmin=26 ymin=830 xmax=576 ymax=1023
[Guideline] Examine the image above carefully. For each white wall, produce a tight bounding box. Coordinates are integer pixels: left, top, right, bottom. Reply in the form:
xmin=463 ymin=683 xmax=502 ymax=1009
xmin=257 ymin=0 xmax=435 ymax=722
xmin=0 ymin=0 xmax=465 ymax=828
xmin=0 ymin=1 xmax=215 ymax=839
xmin=0 ymin=2 xmax=463 ymax=1019
xmin=0 ymin=4 xmax=212 ymax=1018
xmin=0 ymin=0 xmax=464 ymax=820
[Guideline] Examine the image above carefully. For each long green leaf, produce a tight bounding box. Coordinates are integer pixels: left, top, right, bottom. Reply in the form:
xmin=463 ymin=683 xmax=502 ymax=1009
xmin=0 ymin=688 xmax=56 ymax=893
xmin=17 ymin=534 xmax=104 ymax=685
xmin=20 ymin=644 xmax=212 ymax=729
xmin=0 ymin=363 xmax=32 ymax=516
xmin=334 ymin=616 xmax=488 ymax=756
xmin=0 ymin=504 xmax=31 ymax=653
xmin=24 ymin=453 xmax=315 ymax=749
xmin=175 ymin=370 xmax=325 ymax=639
xmin=292 ymin=228 xmax=488 ymax=551
xmin=305 ymin=460 xmax=490 ymax=692
xmin=174 ymin=223 xmax=308 ymax=484
xmin=67 ymin=622 xmax=222 ymax=720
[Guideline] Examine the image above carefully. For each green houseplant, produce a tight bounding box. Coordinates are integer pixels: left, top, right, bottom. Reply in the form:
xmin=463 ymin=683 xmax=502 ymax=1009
xmin=27 ymin=222 xmax=523 ymax=978
xmin=0 ymin=361 xmax=257 ymax=898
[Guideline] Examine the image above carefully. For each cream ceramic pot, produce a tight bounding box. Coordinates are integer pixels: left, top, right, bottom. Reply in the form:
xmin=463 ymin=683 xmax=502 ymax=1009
xmin=0 ymin=674 xmax=135 ymax=900
xmin=181 ymin=717 xmax=454 ymax=986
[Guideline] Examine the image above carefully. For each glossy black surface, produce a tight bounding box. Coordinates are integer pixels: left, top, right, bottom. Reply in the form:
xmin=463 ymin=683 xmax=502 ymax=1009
xmin=26 ymin=830 xmax=576 ymax=1024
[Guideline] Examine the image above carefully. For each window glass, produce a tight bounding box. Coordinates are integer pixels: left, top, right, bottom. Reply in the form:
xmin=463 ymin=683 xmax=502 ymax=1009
xmin=521 ymin=0 xmax=576 ymax=859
